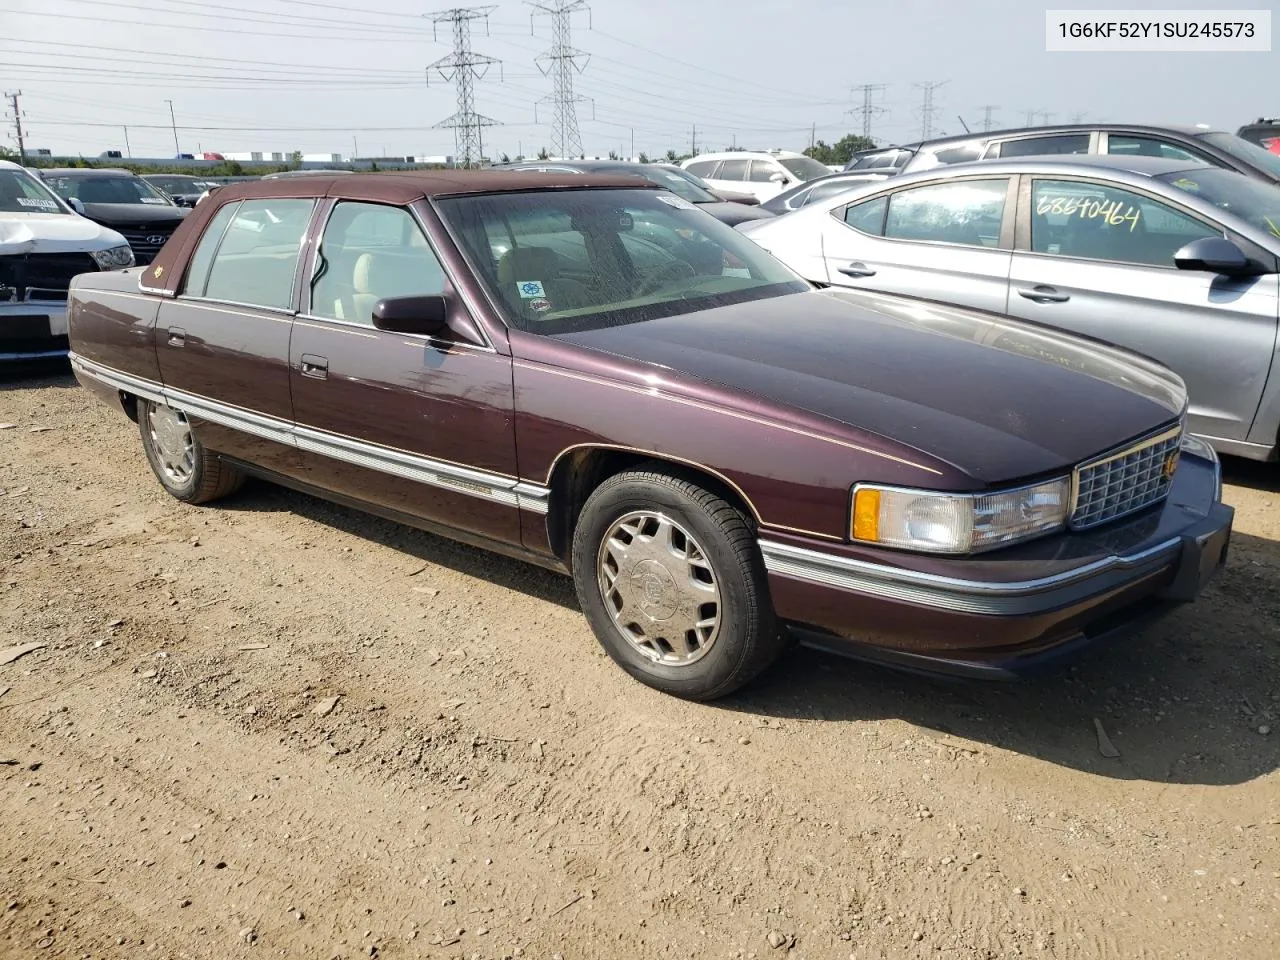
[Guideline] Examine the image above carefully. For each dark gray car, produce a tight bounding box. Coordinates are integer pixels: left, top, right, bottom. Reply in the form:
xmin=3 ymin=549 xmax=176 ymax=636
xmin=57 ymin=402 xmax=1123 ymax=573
xmin=740 ymin=155 xmax=1280 ymax=462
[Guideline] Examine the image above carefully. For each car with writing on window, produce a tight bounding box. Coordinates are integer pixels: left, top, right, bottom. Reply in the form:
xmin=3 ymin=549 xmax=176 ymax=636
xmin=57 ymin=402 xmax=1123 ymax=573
xmin=1 ymin=159 xmax=134 ymax=363
xmin=739 ymin=155 xmax=1280 ymax=462
xmin=66 ymin=172 xmax=1230 ymax=699
xmin=38 ymin=168 xmax=188 ymax=265
xmin=841 ymin=124 xmax=1280 ymax=186
xmin=682 ymin=150 xmax=834 ymax=203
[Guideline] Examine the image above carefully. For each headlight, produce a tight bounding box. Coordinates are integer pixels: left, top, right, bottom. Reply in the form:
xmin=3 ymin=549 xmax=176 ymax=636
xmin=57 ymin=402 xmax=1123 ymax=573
xmin=852 ymin=478 xmax=1071 ymax=554
xmin=89 ymin=245 xmax=135 ymax=270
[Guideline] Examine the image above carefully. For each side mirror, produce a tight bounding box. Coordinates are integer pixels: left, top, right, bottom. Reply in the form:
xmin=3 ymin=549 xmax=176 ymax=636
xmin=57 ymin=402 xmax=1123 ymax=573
xmin=769 ymin=172 xmax=788 ymax=184
xmin=1174 ymin=237 xmax=1251 ymax=276
xmin=372 ymin=295 xmax=448 ymax=335
xmin=67 ymin=197 xmax=86 ymax=215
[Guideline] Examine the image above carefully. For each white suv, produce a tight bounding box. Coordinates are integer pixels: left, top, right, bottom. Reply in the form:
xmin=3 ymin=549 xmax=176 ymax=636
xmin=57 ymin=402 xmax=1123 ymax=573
xmin=681 ymin=150 xmax=833 ymax=202
xmin=1 ymin=159 xmax=134 ymax=362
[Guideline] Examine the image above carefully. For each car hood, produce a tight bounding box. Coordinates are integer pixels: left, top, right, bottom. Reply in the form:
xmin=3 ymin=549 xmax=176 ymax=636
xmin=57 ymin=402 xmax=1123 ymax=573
xmin=695 ymin=200 xmax=775 ymax=226
xmin=80 ymin=203 xmax=188 ymax=226
xmin=0 ymin=212 xmax=127 ymax=254
xmin=550 ymin=289 xmax=1186 ymax=484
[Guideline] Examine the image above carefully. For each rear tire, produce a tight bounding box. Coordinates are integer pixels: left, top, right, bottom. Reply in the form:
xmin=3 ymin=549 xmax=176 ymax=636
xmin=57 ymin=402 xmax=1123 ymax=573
xmin=571 ymin=466 xmax=784 ymax=700
xmin=137 ymin=398 xmax=245 ymax=504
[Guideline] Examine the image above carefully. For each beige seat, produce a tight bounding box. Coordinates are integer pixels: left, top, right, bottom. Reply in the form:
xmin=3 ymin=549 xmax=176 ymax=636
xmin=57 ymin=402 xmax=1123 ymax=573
xmin=340 ymin=251 xmax=447 ymax=324
xmin=495 ymin=246 xmax=592 ymax=319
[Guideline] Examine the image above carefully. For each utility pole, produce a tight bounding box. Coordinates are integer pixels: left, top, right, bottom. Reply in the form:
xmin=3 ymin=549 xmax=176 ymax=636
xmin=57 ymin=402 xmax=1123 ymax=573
xmin=528 ymin=0 xmax=591 ymax=160
xmin=629 ymin=127 xmax=634 ymax=159
xmin=849 ymin=83 xmax=887 ymax=140
xmin=164 ymin=99 xmax=179 ymax=155
xmin=1037 ymin=110 xmax=1055 ymax=126
xmin=913 ymin=80 xmax=946 ymax=140
xmin=691 ymin=123 xmax=697 ymax=157
xmin=5 ymin=90 xmax=26 ymax=161
xmin=1024 ymin=109 xmax=1037 ymax=127
xmin=980 ymin=105 xmax=999 ymax=133
xmin=352 ymin=135 xmax=359 ymax=159
xmin=426 ymin=6 xmax=502 ymax=169
xmin=123 ymin=125 xmax=132 ymax=158
xmin=1070 ymin=111 xmax=1086 ymax=123
xmin=810 ymin=122 xmax=816 ymax=149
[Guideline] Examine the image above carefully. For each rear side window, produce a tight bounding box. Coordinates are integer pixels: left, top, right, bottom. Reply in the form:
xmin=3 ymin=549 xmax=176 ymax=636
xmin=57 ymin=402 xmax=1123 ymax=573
xmin=716 ymin=159 xmax=750 ymax=181
xmin=884 ymin=179 xmax=1008 ymax=246
xmin=182 ymin=201 xmax=241 ymax=297
xmin=1106 ymin=135 xmax=1208 ymax=164
xmin=841 ymin=195 xmax=888 ymax=234
xmin=201 ymin=198 xmax=316 ymax=309
xmin=990 ymin=135 xmax=1090 ymax=158
xmin=684 ymin=160 xmax=719 ymax=177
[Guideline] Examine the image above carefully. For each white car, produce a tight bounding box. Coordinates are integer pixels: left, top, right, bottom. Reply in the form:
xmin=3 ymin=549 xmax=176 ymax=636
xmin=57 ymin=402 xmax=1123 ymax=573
xmin=681 ymin=150 xmax=834 ymax=202
xmin=1 ymin=159 xmax=135 ymax=362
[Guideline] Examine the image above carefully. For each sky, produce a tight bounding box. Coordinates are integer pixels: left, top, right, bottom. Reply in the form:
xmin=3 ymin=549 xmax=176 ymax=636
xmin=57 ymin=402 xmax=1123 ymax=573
xmin=1 ymin=0 xmax=1275 ymax=160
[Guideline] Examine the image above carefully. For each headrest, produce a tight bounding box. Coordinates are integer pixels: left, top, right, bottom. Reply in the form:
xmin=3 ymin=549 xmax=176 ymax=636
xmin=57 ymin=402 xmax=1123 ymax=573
xmin=496 ymin=246 xmax=560 ymax=285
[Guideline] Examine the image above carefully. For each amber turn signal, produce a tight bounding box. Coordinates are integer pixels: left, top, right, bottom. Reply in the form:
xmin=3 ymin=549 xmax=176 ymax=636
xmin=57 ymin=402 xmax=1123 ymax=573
xmin=852 ymin=488 xmax=881 ymax=542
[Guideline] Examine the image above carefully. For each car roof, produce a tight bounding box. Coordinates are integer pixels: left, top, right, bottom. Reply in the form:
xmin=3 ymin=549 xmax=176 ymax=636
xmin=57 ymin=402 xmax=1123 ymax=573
xmin=939 ymin=154 xmax=1211 ymax=177
xmin=0 ymin=159 xmax=25 ymax=171
xmin=906 ymin=122 xmax=1224 ymax=151
xmin=39 ymin=167 xmax=137 ymax=177
xmin=686 ymin=151 xmax=805 ymax=161
xmin=207 ymin=170 xmax=659 ymax=205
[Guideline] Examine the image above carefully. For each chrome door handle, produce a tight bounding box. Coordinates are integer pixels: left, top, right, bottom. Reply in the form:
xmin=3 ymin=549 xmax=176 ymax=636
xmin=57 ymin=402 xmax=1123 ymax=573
xmin=837 ymin=262 xmax=877 ymax=278
xmin=1016 ymin=285 xmax=1070 ymax=304
xmin=300 ymin=354 xmax=329 ymax=380
xmin=167 ymin=327 xmax=186 ymax=346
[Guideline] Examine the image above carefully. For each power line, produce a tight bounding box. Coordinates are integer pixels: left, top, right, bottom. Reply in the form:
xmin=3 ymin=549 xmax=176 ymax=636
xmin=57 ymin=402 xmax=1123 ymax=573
xmin=528 ymin=0 xmax=591 ymax=159
xmin=426 ymin=6 xmax=502 ymax=167
xmin=849 ymin=83 xmax=887 ymax=140
xmin=913 ymin=80 xmax=946 ymax=140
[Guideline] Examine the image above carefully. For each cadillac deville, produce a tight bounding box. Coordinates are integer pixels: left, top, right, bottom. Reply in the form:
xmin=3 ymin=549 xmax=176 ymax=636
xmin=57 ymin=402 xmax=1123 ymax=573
xmin=66 ymin=172 xmax=1233 ymax=700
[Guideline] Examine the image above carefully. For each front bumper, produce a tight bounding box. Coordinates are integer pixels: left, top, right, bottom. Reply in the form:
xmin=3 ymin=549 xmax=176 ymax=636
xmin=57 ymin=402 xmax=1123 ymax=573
xmin=0 ymin=301 xmax=70 ymax=362
xmin=761 ymin=439 xmax=1232 ymax=679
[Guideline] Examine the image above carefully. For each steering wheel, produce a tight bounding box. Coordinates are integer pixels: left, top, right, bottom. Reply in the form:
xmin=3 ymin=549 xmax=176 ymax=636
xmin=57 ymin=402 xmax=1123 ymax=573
xmin=635 ymin=259 xmax=696 ymax=297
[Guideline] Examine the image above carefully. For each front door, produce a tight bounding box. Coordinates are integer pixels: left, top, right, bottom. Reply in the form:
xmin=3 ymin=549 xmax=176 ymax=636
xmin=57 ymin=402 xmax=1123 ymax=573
xmin=820 ymin=176 xmax=1015 ymax=315
xmin=1007 ymin=177 xmax=1280 ymax=443
xmin=288 ymin=199 xmax=520 ymax=544
xmin=154 ymin=196 xmax=315 ymax=473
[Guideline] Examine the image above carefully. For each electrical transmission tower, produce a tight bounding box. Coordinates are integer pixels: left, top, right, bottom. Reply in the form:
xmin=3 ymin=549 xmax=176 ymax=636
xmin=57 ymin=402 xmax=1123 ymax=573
xmin=4 ymin=90 xmax=26 ymax=160
xmin=914 ymin=80 xmax=946 ymax=140
xmin=980 ymin=104 xmax=999 ymax=133
xmin=528 ymin=0 xmax=591 ymax=159
xmin=426 ymin=6 xmax=502 ymax=168
xmin=848 ymin=83 xmax=887 ymax=141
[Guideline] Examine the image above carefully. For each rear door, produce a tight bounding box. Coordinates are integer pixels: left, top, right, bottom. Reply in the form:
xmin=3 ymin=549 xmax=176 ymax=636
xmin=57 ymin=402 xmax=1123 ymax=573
xmin=154 ymin=196 xmax=315 ymax=473
xmin=288 ymin=199 xmax=521 ymax=544
xmin=1006 ymin=175 xmax=1280 ymax=443
xmin=818 ymin=176 xmax=1016 ymax=315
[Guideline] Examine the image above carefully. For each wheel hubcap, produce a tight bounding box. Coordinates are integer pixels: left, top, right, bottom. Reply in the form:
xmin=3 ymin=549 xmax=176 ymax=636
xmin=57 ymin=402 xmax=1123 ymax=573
xmin=148 ymin=403 xmax=195 ymax=485
xmin=597 ymin=510 xmax=722 ymax=666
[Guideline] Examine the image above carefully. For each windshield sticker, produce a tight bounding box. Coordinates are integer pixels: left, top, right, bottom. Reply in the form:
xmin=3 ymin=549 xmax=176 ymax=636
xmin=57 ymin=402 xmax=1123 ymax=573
xmin=655 ymin=194 xmax=696 ymax=210
xmin=517 ymin=280 xmax=546 ymax=299
xmin=139 ymin=197 xmax=169 ymax=204
xmin=1036 ymin=195 xmax=1141 ymax=231
xmin=15 ymin=197 xmax=59 ymax=210
xmin=528 ymin=297 xmax=552 ymax=313
xmin=618 ymin=212 xmax=633 ymax=230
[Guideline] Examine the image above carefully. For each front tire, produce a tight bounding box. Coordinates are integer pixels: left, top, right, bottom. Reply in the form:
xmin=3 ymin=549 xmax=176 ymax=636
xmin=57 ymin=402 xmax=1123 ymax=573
xmin=137 ymin=398 xmax=245 ymax=504
xmin=571 ymin=467 xmax=784 ymax=700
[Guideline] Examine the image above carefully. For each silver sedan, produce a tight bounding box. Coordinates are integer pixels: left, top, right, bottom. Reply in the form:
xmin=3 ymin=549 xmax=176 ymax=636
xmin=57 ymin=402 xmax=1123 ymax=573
xmin=738 ymin=156 xmax=1280 ymax=462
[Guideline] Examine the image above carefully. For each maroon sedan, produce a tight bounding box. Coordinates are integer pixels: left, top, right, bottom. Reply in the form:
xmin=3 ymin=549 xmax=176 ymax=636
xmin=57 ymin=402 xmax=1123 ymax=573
xmin=66 ymin=172 xmax=1232 ymax=700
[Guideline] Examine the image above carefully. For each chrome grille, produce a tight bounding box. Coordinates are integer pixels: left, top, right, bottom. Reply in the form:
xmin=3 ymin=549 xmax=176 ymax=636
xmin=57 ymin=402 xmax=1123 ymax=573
xmin=116 ymin=224 xmax=181 ymax=265
xmin=1070 ymin=425 xmax=1182 ymax=530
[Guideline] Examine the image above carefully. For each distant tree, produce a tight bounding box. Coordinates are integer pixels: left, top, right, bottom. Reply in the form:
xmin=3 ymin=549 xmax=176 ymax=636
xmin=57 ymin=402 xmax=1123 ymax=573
xmin=664 ymin=149 xmax=678 ymax=163
xmin=638 ymin=151 xmax=650 ymax=164
xmin=289 ymin=150 xmax=303 ymax=170
xmin=607 ymin=150 xmax=619 ymax=160
xmin=537 ymin=146 xmax=550 ymax=160
xmin=500 ymin=152 xmax=510 ymax=163
xmin=369 ymin=161 xmax=380 ymax=172
xmin=804 ymin=133 xmax=877 ymax=166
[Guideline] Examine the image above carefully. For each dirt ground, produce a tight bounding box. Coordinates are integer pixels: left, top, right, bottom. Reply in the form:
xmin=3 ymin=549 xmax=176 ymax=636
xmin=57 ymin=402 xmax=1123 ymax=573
xmin=1 ymin=365 xmax=1277 ymax=960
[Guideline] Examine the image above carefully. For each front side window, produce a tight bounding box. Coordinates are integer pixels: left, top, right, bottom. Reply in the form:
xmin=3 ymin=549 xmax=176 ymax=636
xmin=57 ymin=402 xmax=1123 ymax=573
xmin=43 ymin=175 xmax=174 ymax=206
xmin=716 ymin=159 xmax=750 ymax=181
xmin=436 ymin=188 xmax=806 ymax=335
xmin=882 ymin=179 xmax=1007 ymax=246
xmin=990 ymin=135 xmax=1090 ymax=159
xmin=310 ymin=202 xmax=446 ymax=325
xmin=745 ymin=161 xmax=777 ymax=183
xmin=778 ymin=156 xmax=835 ymax=181
xmin=197 ymin=198 xmax=316 ymax=309
xmin=1197 ymin=131 xmax=1280 ymax=179
xmin=1159 ymin=167 xmax=1280 ymax=240
xmin=1030 ymin=179 xmax=1220 ymax=266
xmin=1106 ymin=135 xmax=1208 ymax=164
xmin=0 ymin=169 xmax=69 ymax=214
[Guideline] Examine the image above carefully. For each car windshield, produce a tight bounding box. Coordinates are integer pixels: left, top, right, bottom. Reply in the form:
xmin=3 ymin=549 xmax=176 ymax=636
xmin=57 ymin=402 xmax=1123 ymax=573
xmin=630 ymin=167 xmax=716 ymax=203
xmin=44 ymin=174 xmax=173 ymax=206
xmin=150 ymin=177 xmax=217 ymax=194
xmin=437 ymin=188 xmax=807 ymax=335
xmin=1159 ymin=167 xmax=1280 ymax=240
xmin=0 ymin=169 xmax=69 ymax=215
xmin=1196 ymin=132 xmax=1280 ymax=179
xmin=779 ymin=156 xmax=834 ymax=181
